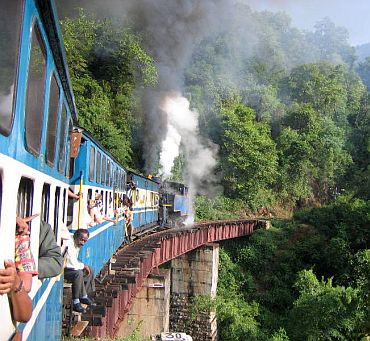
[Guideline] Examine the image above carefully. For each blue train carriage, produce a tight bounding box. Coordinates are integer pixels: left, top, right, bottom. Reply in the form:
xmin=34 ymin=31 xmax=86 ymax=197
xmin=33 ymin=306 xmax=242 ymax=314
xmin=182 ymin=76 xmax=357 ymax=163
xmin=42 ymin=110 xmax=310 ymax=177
xmin=0 ymin=0 xmax=77 ymax=339
xmin=68 ymin=129 xmax=128 ymax=275
xmin=127 ymin=171 xmax=160 ymax=234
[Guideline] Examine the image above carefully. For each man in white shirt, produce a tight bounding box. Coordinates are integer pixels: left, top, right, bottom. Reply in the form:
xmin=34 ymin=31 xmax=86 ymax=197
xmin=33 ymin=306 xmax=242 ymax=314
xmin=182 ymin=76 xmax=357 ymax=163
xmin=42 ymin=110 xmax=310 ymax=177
xmin=64 ymin=229 xmax=96 ymax=313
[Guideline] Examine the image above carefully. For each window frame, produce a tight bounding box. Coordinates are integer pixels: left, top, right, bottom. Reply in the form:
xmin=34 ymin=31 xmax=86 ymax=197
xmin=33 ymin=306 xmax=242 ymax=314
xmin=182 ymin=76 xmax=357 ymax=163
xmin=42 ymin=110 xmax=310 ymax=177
xmin=57 ymin=103 xmax=68 ymax=174
xmin=96 ymin=151 xmax=101 ymax=184
xmin=89 ymin=146 xmax=95 ymax=182
xmin=24 ymin=19 xmax=47 ymax=156
xmin=45 ymin=72 xmax=60 ymax=166
xmin=0 ymin=0 xmax=24 ymax=136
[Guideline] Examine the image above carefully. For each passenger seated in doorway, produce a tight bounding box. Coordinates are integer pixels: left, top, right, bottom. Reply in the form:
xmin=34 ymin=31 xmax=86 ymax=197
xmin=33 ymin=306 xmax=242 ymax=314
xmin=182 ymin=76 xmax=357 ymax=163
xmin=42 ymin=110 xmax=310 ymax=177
xmin=64 ymin=229 xmax=96 ymax=313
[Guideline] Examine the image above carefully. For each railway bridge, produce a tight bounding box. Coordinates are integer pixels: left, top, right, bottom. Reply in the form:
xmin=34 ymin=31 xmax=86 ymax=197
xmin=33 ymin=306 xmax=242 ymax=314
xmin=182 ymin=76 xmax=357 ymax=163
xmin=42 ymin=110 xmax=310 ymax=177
xmin=65 ymin=219 xmax=268 ymax=339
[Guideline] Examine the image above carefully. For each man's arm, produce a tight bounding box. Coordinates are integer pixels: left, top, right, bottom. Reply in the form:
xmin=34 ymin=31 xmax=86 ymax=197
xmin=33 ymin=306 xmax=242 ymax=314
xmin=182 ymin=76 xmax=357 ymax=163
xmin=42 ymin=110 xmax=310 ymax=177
xmin=1 ymin=260 xmax=33 ymax=323
xmin=38 ymin=221 xmax=63 ymax=279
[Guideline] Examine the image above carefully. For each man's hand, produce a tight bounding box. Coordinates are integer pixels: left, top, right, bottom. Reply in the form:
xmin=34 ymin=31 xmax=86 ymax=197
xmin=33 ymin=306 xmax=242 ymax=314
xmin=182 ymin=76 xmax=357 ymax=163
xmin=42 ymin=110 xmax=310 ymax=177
xmin=16 ymin=214 xmax=39 ymax=235
xmin=0 ymin=260 xmax=18 ymax=295
xmin=83 ymin=265 xmax=91 ymax=276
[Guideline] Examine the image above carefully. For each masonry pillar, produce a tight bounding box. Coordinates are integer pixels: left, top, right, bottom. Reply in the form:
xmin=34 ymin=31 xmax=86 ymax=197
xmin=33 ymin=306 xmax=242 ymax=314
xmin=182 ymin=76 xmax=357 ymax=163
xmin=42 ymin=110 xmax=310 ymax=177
xmin=116 ymin=269 xmax=171 ymax=338
xmin=170 ymin=243 xmax=219 ymax=341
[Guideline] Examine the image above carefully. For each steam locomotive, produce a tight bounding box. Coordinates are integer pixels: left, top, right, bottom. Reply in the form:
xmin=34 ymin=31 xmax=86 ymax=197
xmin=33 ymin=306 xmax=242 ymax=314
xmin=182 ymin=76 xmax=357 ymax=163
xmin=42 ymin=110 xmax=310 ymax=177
xmin=0 ymin=0 xmax=189 ymax=339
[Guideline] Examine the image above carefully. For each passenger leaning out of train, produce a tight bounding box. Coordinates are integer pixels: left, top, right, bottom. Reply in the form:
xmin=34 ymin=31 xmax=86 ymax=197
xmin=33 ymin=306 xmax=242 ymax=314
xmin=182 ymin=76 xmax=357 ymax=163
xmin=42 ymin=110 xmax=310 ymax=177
xmin=88 ymin=199 xmax=115 ymax=225
xmin=94 ymin=192 xmax=103 ymax=213
xmin=64 ymin=229 xmax=96 ymax=313
xmin=0 ymin=216 xmax=38 ymax=325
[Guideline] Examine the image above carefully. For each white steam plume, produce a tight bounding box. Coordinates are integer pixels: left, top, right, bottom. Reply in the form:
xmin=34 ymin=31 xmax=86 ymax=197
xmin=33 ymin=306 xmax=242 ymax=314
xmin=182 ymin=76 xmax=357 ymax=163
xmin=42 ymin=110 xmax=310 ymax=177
xmin=158 ymin=123 xmax=181 ymax=179
xmin=158 ymin=92 xmax=218 ymax=223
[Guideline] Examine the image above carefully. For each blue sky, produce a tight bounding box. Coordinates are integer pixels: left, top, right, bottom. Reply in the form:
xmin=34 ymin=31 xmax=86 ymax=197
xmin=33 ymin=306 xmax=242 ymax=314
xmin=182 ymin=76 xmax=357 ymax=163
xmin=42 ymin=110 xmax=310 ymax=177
xmin=246 ymin=0 xmax=370 ymax=46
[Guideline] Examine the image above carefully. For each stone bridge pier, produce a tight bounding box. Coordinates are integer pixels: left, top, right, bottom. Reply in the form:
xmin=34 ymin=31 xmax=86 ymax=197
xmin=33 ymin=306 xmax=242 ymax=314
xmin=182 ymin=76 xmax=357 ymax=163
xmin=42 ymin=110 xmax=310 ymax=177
xmin=116 ymin=243 xmax=219 ymax=340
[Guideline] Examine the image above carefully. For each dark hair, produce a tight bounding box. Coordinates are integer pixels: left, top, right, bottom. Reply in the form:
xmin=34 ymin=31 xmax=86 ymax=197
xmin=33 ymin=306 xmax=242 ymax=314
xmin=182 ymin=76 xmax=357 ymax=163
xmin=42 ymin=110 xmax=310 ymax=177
xmin=74 ymin=229 xmax=89 ymax=239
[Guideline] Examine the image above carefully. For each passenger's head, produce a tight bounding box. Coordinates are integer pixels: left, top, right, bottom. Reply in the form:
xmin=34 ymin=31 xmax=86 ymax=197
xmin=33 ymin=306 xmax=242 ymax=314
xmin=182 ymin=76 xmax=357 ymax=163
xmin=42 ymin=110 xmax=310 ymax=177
xmin=74 ymin=229 xmax=89 ymax=247
xmin=95 ymin=192 xmax=102 ymax=200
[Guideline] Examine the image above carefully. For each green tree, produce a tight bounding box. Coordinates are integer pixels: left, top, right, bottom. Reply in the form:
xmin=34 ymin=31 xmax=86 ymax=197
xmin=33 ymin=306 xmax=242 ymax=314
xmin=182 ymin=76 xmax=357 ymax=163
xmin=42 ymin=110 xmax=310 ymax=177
xmin=289 ymin=269 xmax=364 ymax=340
xmin=220 ymin=103 xmax=278 ymax=208
xmin=307 ymin=17 xmax=355 ymax=65
xmin=285 ymin=63 xmax=348 ymax=121
xmin=216 ymin=249 xmax=260 ymax=341
xmin=350 ymin=250 xmax=370 ymax=337
xmin=62 ymin=11 xmax=157 ymax=166
xmin=277 ymin=103 xmax=352 ymax=203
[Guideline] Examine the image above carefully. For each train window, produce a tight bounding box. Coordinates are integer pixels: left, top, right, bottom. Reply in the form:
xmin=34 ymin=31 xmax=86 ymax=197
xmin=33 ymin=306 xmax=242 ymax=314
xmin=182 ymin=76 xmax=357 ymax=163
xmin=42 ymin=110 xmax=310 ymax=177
xmin=89 ymin=146 xmax=95 ymax=182
xmin=66 ymin=191 xmax=73 ymax=227
xmin=57 ymin=104 xmax=67 ymax=173
xmin=68 ymin=157 xmax=75 ymax=178
xmin=112 ymin=167 xmax=115 ymax=187
xmin=62 ymin=188 xmax=66 ymax=223
xmin=25 ymin=21 xmax=46 ymax=155
xmin=65 ymin=120 xmax=73 ymax=177
xmin=115 ymin=169 xmax=119 ymax=189
xmin=101 ymin=155 xmax=106 ymax=185
xmin=41 ymin=183 xmax=50 ymax=223
xmin=96 ymin=152 xmax=101 ymax=184
xmin=17 ymin=177 xmax=33 ymax=219
xmin=109 ymin=192 xmax=113 ymax=212
xmin=53 ymin=187 xmax=60 ymax=238
xmin=46 ymin=73 xmax=60 ymax=165
xmin=122 ymin=173 xmax=126 ymax=191
xmin=116 ymin=169 xmax=120 ymax=189
xmin=0 ymin=0 xmax=23 ymax=136
xmin=106 ymin=159 xmax=111 ymax=186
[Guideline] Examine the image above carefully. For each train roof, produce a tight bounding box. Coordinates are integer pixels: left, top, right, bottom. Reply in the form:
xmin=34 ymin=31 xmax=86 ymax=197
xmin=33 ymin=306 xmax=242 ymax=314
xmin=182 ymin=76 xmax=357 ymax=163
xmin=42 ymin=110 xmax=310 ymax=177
xmin=35 ymin=0 xmax=78 ymax=122
xmin=78 ymin=128 xmax=161 ymax=185
xmin=127 ymin=169 xmax=161 ymax=184
xmin=78 ymin=127 xmax=127 ymax=170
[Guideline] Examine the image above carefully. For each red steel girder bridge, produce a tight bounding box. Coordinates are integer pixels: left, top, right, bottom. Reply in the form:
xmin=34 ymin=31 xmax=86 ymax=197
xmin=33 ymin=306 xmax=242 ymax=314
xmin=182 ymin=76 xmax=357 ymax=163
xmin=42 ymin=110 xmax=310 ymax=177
xmin=80 ymin=219 xmax=268 ymax=338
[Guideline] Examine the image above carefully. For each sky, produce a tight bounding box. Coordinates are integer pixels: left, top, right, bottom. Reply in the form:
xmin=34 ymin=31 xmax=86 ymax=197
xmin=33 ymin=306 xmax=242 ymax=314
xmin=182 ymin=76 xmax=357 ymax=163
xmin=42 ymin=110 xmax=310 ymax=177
xmin=246 ymin=0 xmax=370 ymax=46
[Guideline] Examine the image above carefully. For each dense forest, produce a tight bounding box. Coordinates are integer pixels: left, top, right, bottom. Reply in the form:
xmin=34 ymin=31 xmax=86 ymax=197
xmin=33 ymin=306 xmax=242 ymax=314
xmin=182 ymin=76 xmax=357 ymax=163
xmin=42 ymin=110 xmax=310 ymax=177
xmin=60 ymin=3 xmax=369 ymax=340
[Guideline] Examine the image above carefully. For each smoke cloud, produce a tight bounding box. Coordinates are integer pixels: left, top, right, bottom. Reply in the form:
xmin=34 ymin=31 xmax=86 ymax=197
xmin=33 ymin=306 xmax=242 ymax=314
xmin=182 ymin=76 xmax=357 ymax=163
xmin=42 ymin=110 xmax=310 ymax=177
xmin=120 ymin=0 xmax=231 ymax=203
xmin=59 ymin=0 xmax=366 ymax=212
xmin=124 ymin=1 xmax=229 ymax=178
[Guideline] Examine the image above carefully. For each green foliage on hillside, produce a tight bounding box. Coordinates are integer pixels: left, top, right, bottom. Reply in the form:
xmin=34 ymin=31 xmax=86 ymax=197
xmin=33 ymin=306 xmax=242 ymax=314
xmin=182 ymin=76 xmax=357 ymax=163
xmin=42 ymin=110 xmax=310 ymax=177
xmin=208 ymin=197 xmax=370 ymax=340
xmin=60 ymin=5 xmax=370 ymax=340
xmin=62 ymin=11 xmax=157 ymax=167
